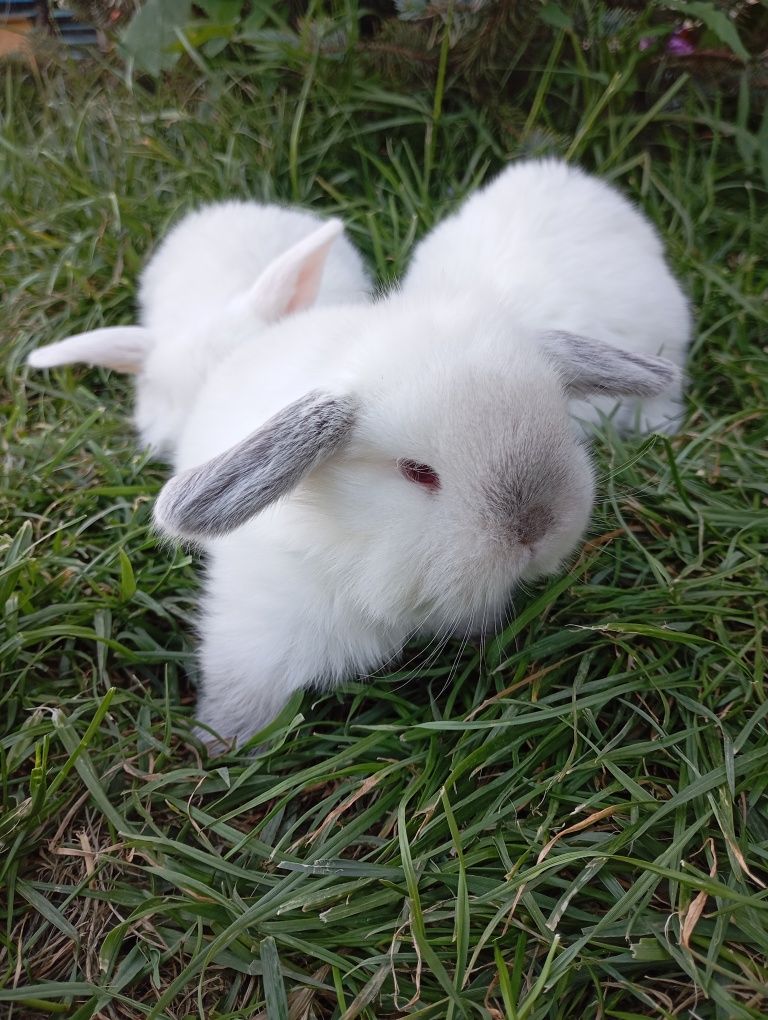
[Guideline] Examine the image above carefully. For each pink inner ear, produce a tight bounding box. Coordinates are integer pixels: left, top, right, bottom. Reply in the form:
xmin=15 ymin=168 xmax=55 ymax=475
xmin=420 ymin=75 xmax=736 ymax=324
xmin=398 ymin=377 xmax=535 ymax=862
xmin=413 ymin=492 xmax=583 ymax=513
xmin=284 ymin=246 xmax=331 ymax=314
xmin=239 ymin=219 xmax=343 ymax=323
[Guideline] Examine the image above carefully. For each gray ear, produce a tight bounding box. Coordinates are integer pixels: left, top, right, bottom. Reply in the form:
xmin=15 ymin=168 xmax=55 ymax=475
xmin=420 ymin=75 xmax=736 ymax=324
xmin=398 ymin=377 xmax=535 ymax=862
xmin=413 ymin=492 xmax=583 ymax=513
xmin=153 ymin=391 xmax=356 ymax=541
xmin=541 ymin=331 xmax=680 ymax=399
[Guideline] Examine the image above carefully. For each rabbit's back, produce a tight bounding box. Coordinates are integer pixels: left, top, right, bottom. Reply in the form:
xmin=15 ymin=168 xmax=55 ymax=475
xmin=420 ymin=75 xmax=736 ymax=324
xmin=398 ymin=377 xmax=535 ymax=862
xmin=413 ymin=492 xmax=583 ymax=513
xmin=404 ymin=160 xmax=691 ymax=432
xmin=407 ymin=161 xmax=660 ymax=292
xmin=405 ymin=160 xmax=689 ymax=350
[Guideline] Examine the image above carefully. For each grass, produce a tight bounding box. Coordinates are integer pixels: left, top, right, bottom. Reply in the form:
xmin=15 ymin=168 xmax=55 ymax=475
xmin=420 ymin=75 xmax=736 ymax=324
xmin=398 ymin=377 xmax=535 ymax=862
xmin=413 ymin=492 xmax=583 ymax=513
xmin=1 ymin=11 xmax=768 ymax=1019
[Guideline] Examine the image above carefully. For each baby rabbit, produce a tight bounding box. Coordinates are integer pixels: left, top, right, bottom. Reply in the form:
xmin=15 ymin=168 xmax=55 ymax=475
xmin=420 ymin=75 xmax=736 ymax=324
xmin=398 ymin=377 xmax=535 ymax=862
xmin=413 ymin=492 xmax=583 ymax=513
xmin=146 ymin=160 xmax=689 ymax=748
xmin=28 ymin=201 xmax=371 ymax=460
xmin=404 ymin=159 xmax=690 ymax=435
xmin=30 ymin=161 xmax=689 ymax=750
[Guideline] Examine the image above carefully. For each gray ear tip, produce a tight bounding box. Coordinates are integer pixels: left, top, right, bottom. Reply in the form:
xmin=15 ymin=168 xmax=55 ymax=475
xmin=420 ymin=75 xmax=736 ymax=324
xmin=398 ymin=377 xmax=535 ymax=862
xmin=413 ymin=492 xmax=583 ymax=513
xmin=154 ymin=475 xmax=210 ymax=542
xmin=637 ymin=352 xmax=682 ymax=392
xmin=665 ymin=358 xmax=682 ymax=381
xmin=153 ymin=477 xmax=188 ymax=539
xmin=542 ymin=330 xmax=683 ymax=400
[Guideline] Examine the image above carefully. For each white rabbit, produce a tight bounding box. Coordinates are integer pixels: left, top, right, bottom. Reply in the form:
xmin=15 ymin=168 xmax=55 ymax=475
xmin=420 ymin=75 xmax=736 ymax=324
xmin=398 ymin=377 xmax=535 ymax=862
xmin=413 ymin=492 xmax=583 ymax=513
xmin=28 ymin=201 xmax=371 ymax=460
xmin=404 ymin=159 xmax=691 ymax=434
xmin=146 ymin=160 xmax=688 ymax=749
xmin=29 ymin=162 xmax=689 ymax=750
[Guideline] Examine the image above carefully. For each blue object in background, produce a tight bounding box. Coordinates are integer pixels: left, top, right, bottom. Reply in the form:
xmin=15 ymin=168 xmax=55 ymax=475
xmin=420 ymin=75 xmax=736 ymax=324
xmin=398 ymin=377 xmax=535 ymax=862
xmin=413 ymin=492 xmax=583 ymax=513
xmin=51 ymin=5 xmax=99 ymax=54
xmin=0 ymin=1 xmax=99 ymax=57
xmin=0 ymin=0 xmax=43 ymax=20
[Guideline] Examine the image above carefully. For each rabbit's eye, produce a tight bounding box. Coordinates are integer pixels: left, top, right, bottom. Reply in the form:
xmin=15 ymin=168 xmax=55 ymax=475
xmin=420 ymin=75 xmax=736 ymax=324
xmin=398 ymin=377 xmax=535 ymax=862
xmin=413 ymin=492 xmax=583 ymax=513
xmin=398 ymin=459 xmax=440 ymax=491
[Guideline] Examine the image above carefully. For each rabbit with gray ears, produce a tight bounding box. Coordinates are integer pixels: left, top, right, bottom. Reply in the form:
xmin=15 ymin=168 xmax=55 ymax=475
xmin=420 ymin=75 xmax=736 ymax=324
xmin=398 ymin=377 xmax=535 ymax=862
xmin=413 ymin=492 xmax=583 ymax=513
xmin=155 ymin=160 xmax=687 ymax=748
xmin=30 ymin=161 xmax=690 ymax=750
xmin=28 ymin=201 xmax=371 ymax=460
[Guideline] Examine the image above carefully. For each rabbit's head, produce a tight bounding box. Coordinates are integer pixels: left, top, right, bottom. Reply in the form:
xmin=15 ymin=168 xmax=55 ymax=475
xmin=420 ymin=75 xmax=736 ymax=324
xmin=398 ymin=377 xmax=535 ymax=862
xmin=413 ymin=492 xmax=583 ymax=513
xmin=154 ymin=298 xmax=678 ymax=635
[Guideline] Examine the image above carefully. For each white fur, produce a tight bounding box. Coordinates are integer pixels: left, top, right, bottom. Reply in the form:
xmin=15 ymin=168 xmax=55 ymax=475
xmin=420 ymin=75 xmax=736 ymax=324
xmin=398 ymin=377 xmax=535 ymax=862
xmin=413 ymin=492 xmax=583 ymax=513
xmin=137 ymin=204 xmax=369 ymax=455
xmin=404 ymin=159 xmax=691 ymax=433
xmin=138 ymin=203 xmax=367 ymax=337
xmin=28 ymin=163 xmax=691 ymax=750
xmin=171 ymin=296 xmax=609 ymax=748
xmin=28 ymin=201 xmax=371 ymax=458
xmin=171 ymin=163 xmax=689 ymax=747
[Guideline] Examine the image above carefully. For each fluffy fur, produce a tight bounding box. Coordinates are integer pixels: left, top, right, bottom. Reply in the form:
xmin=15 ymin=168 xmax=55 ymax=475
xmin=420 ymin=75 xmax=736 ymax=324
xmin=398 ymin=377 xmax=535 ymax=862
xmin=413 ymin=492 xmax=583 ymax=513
xmin=28 ymin=162 xmax=691 ymax=750
xmin=28 ymin=202 xmax=371 ymax=457
xmin=404 ymin=160 xmax=691 ymax=433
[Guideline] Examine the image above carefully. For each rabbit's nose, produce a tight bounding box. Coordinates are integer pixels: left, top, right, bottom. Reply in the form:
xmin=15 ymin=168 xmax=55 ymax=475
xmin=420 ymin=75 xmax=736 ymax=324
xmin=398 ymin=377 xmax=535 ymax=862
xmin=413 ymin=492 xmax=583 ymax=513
xmin=516 ymin=505 xmax=553 ymax=547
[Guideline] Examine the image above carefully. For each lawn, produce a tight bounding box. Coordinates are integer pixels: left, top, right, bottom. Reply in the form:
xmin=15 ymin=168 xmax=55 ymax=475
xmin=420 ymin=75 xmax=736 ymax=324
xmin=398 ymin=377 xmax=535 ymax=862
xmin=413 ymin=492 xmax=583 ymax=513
xmin=1 ymin=5 xmax=768 ymax=1018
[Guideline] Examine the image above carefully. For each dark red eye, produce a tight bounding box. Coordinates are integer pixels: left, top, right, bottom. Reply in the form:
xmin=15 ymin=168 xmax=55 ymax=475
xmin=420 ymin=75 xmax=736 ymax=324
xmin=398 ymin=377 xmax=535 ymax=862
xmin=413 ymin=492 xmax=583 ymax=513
xmin=398 ymin=459 xmax=440 ymax=491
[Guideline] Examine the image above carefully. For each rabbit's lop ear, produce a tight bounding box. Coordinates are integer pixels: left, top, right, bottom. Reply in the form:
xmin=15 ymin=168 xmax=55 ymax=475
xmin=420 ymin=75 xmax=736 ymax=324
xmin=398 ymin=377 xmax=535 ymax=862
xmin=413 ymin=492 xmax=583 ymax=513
xmin=541 ymin=331 xmax=680 ymax=399
xmin=237 ymin=218 xmax=344 ymax=322
xmin=154 ymin=390 xmax=356 ymax=541
xmin=27 ymin=326 xmax=153 ymax=374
